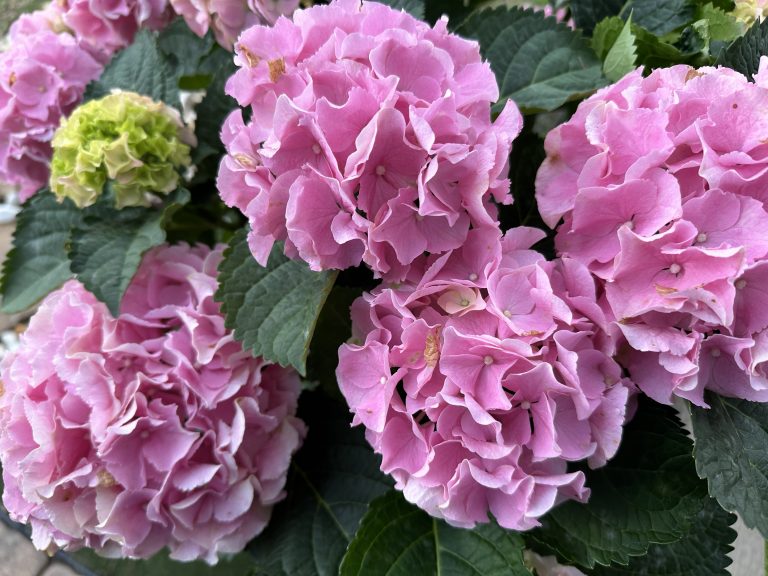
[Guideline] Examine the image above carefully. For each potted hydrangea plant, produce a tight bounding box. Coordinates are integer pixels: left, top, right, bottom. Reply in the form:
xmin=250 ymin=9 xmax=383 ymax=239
xmin=0 ymin=1 xmax=767 ymax=575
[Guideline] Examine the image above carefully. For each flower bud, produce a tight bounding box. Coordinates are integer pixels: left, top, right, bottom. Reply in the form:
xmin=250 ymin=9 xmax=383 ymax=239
xmin=50 ymin=91 xmax=194 ymax=208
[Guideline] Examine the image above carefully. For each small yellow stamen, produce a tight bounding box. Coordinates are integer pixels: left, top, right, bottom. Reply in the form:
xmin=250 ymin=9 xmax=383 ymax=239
xmin=234 ymin=153 xmax=256 ymax=169
xmin=655 ymin=284 xmax=678 ymax=295
xmin=98 ymin=469 xmax=116 ymax=488
xmin=522 ymin=330 xmax=544 ymax=337
xmin=238 ymin=45 xmax=260 ymax=68
xmin=269 ymin=58 xmax=286 ymax=83
xmin=684 ymin=69 xmax=703 ymax=83
xmin=424 ymin=328 xmax=441 ymax=368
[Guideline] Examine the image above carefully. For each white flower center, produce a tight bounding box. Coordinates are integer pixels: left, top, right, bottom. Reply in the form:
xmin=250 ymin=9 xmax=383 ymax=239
xmin=376 ymin=165 xmax=387 ymax=176
xmin=669 ymin=263 xmax=682 ymax=275
xmin=483 ymin=355 xmax=494 ymax=365
xmin=736 ymin=278 xmax=748 ymax=289
xmin=696 ymin=232 xmax=708 ymax=243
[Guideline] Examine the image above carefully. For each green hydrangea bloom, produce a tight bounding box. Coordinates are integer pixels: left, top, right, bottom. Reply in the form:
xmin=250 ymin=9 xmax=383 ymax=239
xmin=50 ymin=91 xmax=193 ymax=208
xmin=732 ymin=1 xmax=768 ymax=26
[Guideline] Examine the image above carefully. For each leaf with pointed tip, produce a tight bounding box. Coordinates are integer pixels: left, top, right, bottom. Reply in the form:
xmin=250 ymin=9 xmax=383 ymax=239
xmin=249 ymin=393 xmax=392 ymax=576
xmin=0 ymin=190 xmax=82 ymax=313
xmin=716 ymin=15 xmax=768 ymax=79
xmin=459 ymin=7 xmax=607 ymax=113
xmin=340 ymin=491 xmax=530 ymax=576
xmin=84 ymin=30 xmax=180 ymax=108
xmin=530 ymin=399 xmax=709 ymax=569
xmin=306 ymin=285 xmax=361 ymax=398
xmin=602 ymin=16 xmax=637 ymax=81
xmin=215 ymin=228 xmax=337 ymax=375
xmin=69 ymin=188 xmax=190 ymax=316
xmin=592 ymin=497 xmax=736 ymax=576
xmin=691 ymin=394 xmax=768 ymax=538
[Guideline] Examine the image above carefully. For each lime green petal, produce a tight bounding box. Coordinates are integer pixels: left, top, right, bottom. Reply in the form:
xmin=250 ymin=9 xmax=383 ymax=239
xmin=50 ymin=91 xmax=192 ymax=209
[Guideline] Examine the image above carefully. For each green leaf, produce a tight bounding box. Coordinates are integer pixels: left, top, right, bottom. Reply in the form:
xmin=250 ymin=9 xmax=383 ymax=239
xmin=156 ymin=19 xmax=239 ymax=93
xmin=378 ymin=0 xmax=424 ymax=19
xmin=215 ymin=228 xmax=337 ymax=375
xmin=157 ymin=18 xmax=216 ymax=79
xmin=249 ymin=393 xmax=393 ymax=576
xmin=632 ymin=24 xmax=693 ymax=67
xmin=69 ymin=188 xmax=190 ymax=316
xmin=603 ymin=16 xmax=638 ymax=81
xmin=717 ymin=15 xmax=768 ymax=79
xmin=530 ymin=399 xmax=709 ymax=569
xmin=569 ymin=0 xmax=625 ymax=33
xmin=592 ymin=16 xmax=626 ymax=59
xmin=499 ymin=119 xmax=551 ymax=253
xmin=696 ymin=0 xmax=736 ymax=10
xmin=340 ymin=491 xmax=530 ymax=576
xmin=691 ymin=395 xmax=768 ymax=538
xmin=459 ymin=7 xmax=607 ymax=113
xmin=591 ymin=497 xmax=736 ymax=576
xmin=628 ymin=0 xmax=695 ymax=36
xmin=178 ymin=74 xmax=214 ymax=91
xmin=85 ymin=30 xmax=180 ymax=108
xmin=695 ymin=3 xmax=745 ymax=42
xmin=70 ymin=549 xmax=254 ymax=576
xmin=306 ymin=285 xmax=361 ymax=398
xmin=0 ymin=190 xmax=82 ymax=313
xmin=191 ymin=50 xmax=238 ymax=183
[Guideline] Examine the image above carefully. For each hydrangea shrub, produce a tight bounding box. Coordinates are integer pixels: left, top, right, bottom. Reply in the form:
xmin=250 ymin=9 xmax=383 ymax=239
xmin=0 ymin=0 xmax=767 ymax=574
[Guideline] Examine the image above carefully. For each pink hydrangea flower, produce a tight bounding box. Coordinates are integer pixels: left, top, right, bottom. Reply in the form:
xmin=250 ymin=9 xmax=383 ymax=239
xmin=217 ymin=0 xmax=522 ymax=280
xmin=170 ymin=0 xmax=300 ymax=49
xmin=536 ymin=61 xmax=768 ymax=405
xmin=0 ymin=9 xmax=102 ymax=200
xmin=58 ymin=0 xmax=173 ymax=58
xmin=0 ymin=244 xmax=306 ymax=564
xmin=336 ymin=227 xmax=632 ymax=530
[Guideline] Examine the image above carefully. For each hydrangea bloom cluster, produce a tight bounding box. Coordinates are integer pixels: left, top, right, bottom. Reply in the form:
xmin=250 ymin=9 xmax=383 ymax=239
xmin=336 ymin=227 xmax=632 ymax=530
xmin=0 ymin=8 xmax=102 ymax=200
xmin=0 ymin=244 xmax=305 ymax=564
xmin=536 ymin=62 xmax=768 ymax=406
xmin=733 ymin=0 xmax=768 ymax=25
xmin=169 ymin=0 xmax=300 ymax=49
xmin=51 ymin=91 xmax=194 ymax=208
xmin=217 ymin=0 xmax=522 ymax=280
xmin=56 ymin=0 xmax=172 ymax=58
